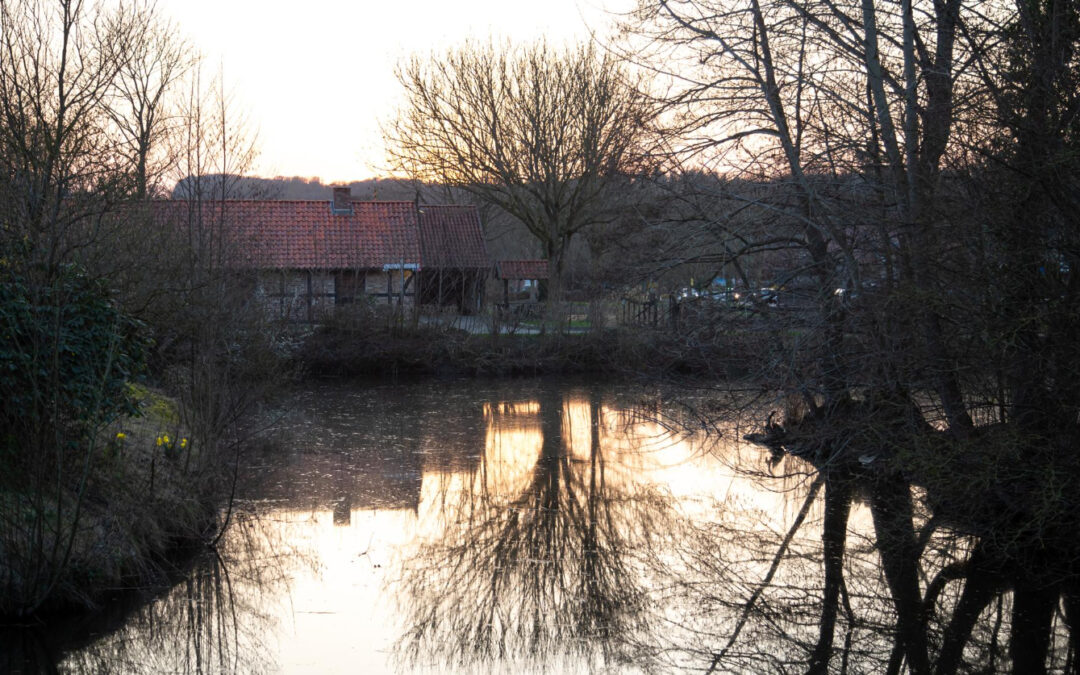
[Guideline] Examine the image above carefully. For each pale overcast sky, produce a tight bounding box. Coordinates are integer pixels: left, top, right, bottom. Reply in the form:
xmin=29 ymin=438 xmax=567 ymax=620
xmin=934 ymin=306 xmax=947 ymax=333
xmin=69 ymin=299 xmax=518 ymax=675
xmin=157 ymin=0 xmax=630 ymax=183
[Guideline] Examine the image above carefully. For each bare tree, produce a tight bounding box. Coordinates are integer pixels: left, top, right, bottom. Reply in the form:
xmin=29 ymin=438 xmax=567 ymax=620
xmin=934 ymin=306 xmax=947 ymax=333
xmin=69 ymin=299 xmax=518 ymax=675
xmin=0 ymin=0 xmax=146 ymax=615
xmin=105 ymin=5 xmax=195 ymax=199
xmin=0 ymin=0 xmax=131 ymax=268
xmin=387 ymin=40 xmax=653 ymax=303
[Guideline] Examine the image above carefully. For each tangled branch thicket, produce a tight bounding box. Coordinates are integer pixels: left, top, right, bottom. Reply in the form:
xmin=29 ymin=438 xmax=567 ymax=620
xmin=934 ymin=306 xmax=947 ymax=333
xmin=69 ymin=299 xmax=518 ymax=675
xmin=0 ymin=0 xmax=281 ymax=616
xmin=611 ymin=0 xmax=1080 ymax=672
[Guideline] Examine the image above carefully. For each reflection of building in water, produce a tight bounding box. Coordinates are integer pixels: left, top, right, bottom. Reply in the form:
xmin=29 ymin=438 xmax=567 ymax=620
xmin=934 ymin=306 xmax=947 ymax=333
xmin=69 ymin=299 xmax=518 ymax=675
xmin=484 ymin=401 xmax=541 ymax=417
xmin=449 ymin=391 xmax=698 ymax=500
xmin=240 ymin=382 xmax=498 ymax=520
xmin=332 ymin=495 xmax=352 ymax=526
xmin=413 ymin=422 xmax=485 ymax=477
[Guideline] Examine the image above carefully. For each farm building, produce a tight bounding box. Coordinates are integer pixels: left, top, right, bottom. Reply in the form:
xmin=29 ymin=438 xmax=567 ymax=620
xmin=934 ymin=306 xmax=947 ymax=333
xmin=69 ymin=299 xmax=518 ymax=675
xmin=153 ymin=188 xmax=490 ymax=322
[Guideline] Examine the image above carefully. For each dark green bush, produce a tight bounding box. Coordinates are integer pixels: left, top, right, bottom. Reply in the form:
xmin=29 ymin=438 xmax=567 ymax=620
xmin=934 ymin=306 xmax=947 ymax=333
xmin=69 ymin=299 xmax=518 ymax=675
xmin=0 ymin=260 xmax=149 ymax=457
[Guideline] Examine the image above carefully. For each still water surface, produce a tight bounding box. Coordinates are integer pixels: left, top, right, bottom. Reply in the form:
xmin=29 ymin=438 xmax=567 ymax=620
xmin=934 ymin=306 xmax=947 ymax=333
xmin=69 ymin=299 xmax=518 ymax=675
xmin=45 ymin=378 xmax=876 ymax=673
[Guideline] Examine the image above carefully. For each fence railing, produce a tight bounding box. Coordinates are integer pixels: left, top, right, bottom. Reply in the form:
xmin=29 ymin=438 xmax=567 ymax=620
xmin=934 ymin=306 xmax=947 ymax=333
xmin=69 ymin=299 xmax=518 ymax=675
xmin=311 ymin=296 xmax=692 ymax=334
xmin=620 ymin=297 xmax=675 ymax=329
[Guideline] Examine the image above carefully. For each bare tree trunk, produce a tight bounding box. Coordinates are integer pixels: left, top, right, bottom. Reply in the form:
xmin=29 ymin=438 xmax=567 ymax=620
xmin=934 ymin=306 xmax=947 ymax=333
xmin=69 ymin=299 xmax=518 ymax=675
xmin=1010 ymin=580 xmax=1058 ymax=675
xmin=934 ymin=543 xmax=1001 ymax=675
xmin=808 ymin=474 xmax=854 ymax=675
xmin=870 ymin=472 xmax=930 ymax=675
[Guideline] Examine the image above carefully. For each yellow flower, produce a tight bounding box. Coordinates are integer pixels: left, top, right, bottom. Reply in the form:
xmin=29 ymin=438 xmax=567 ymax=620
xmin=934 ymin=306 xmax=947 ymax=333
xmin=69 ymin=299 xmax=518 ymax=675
xmin=180 ymin=438 xmax=188 ymax=449
xmin=115 ymin=432 xmax=126 ymax=441
xmin=163 ymin=434 xmax=170 ymax=445
xmin=156 ymin=436 xmax=163 ymax=446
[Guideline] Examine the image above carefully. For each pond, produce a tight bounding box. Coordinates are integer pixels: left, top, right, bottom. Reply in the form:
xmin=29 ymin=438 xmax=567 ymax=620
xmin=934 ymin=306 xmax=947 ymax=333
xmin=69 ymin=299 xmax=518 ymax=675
xmin=6 ymin=378 xmax=1068 ymax=673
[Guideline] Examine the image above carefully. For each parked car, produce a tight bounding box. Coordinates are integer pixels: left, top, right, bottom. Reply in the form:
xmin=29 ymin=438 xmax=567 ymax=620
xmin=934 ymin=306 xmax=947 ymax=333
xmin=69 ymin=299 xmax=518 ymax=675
xmin=706 ymin=289 xmax=735 ymax=303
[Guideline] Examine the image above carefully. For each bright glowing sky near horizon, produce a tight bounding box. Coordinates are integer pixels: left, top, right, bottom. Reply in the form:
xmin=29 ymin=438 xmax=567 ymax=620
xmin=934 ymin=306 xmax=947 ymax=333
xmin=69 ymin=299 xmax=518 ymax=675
xmin=158 ymin=0 xmax=630 ymax=184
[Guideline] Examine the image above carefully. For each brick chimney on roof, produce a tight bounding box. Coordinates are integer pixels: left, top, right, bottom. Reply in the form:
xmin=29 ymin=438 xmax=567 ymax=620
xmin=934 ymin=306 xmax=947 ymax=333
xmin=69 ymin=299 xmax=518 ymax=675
xmin=331 ymin=186 xmax=352 ymax=214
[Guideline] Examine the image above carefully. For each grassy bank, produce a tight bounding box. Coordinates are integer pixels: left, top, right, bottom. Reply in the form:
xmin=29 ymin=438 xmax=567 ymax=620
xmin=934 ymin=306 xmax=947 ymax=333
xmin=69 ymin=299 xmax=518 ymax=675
xmin=0 ymin=387 xmax=222 ymax=618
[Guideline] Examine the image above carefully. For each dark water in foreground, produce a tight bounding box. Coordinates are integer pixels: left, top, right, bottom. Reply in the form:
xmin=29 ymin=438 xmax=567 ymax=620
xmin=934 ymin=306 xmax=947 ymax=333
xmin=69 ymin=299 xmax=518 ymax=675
xmin=7 ymin=378 xmax=1070 ymax=673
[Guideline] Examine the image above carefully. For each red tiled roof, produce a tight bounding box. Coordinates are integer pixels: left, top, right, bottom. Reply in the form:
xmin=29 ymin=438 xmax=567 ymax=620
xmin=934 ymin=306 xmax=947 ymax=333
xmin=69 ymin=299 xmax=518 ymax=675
xmin=496 ymin=259 xmax=549 ymax=280
xmin=153 ymin=200 xmax=423 ymax=270
xmin=418 ymin=204 xmax=489 ymax=270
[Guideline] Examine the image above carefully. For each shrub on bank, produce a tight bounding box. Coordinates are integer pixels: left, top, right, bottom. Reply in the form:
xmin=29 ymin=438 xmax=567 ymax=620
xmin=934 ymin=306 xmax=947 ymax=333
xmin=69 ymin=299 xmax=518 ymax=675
xmin=297 ymin=323 xmax=762 ymax=379
xmin=0 ymin=261 xmax=220 ymax=616
xmin=0 ymin=383 xmax=218 ymax=617
xmin=0 ymin=262 xmax=148 ymax=460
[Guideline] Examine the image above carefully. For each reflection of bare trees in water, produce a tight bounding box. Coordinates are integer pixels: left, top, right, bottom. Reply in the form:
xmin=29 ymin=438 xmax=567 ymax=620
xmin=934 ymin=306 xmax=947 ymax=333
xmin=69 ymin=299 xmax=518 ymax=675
xmin=4 ymin=508 xmax=311 ymax=675
xmin=398 ymin=385 xmax=1080 ymax=675
xmin=626 ymin=460 xmax=826 ymax=672
xmin=650 ymin=401 xmax=1080 ymax=675
xmin=12 ymin=550 xmax=258 ymax=674
xmin=396 ymin=389 xmax=675 ymax=670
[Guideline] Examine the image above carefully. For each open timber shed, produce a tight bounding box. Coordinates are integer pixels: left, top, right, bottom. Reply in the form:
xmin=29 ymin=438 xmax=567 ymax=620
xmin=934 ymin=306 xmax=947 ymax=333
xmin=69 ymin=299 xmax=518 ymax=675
xmin=496 ymin=259 xmax=550 ymax=305
xmin=417 ymin=204 xmax=490 ymax=314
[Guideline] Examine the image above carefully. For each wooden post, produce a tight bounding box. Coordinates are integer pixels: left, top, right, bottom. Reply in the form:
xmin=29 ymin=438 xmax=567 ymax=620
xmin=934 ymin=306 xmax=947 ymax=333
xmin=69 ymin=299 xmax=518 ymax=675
xmin=306 ymin=270 xmax=313 ymax=323
xmin=278 ymin=272 xmax=285 ymax=320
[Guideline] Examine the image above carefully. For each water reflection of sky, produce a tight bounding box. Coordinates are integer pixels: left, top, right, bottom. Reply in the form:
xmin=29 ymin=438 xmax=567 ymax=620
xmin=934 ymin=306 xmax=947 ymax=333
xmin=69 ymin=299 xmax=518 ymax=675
xmin=54 ymin=378 xmax=826 ymax=674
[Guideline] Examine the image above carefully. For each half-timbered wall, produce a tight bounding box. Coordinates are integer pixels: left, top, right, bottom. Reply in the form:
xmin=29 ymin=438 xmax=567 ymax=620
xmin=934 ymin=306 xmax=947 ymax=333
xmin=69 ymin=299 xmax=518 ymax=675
xmin=365 ymin=270 xmax=414 ymax=305
xmin=256 ymin=270 xmax=335 ymax=323
xmin=254 ymin=268 xmax=415 ymax=323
